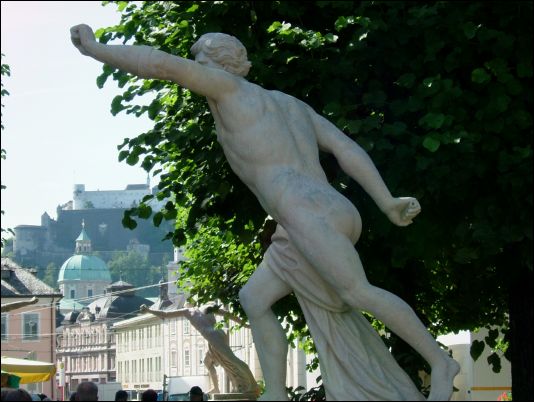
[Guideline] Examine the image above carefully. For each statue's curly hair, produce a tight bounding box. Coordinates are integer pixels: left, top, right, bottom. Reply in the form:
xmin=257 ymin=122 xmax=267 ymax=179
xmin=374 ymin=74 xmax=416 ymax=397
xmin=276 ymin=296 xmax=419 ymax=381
xmin=191 ymin=33 xmax=252 ymax=77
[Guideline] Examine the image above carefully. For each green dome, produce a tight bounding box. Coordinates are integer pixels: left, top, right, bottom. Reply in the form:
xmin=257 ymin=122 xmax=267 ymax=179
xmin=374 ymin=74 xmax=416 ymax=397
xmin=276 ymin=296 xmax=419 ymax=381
xmin=58 ymin=255 xmax=111 ymax=282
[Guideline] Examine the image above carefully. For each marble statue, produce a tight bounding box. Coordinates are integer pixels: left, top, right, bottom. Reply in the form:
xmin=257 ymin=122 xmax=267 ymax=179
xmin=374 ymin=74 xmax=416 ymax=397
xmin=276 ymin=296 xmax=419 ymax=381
xmin=1 ymin=297 xmax=38 ymax=313
xmin=140 ymin=303 xmax=259 ymax=397
xmin=71 ymin=25 xmax=459 ymax=401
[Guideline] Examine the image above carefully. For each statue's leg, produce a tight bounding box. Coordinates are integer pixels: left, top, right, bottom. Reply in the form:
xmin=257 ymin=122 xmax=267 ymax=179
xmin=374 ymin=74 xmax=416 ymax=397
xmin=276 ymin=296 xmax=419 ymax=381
xmin=239 ymin=264 xmax=292 ymax=401
xmin=282 ymin=211 xmax=459 ymax=401
xmin=204 ymin=350 xmax=220 ymax=394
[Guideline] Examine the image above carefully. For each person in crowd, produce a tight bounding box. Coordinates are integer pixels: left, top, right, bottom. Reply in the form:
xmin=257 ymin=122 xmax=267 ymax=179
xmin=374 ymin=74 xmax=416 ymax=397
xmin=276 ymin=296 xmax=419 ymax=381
xmin=115 ymin=390 xmax=128 ymax=401
xmin=2 ymin=388 xmax=32 ymax=401
xmin=75 ymin=382 xmax=98 ymax=401
xmin=188 ymin=386 xmax=204 ymax=402
xmin=141 ymin=389 xmax=157 ymax=402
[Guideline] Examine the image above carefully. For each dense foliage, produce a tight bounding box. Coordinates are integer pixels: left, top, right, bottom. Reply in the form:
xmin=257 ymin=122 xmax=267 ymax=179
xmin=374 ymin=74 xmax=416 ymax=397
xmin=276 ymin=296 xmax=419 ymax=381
xmin=106 ymin=250 xmax=169 ymax=297
xmin=95 ymin=1 xmax=532 ymax=398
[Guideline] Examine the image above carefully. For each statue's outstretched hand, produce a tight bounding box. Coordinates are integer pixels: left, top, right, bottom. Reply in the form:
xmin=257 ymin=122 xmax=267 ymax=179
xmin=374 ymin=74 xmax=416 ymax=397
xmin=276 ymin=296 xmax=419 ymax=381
xmin=70 ymin=24 xmax=95 ymax=56
xmin=384 ymin=197 xmax=421 ymax=227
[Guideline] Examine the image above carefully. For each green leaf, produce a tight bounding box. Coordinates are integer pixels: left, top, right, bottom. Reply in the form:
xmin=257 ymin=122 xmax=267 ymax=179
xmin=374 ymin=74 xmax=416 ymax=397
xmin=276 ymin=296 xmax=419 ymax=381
xmin=118 ymin=150 xmax=129 ymax=162
xmin=335 ymin=16 xmax=354 ymax=31
xmin=419 ymin=112 xmax=446 ymax=129
xmin=362 ymin=90 xmax=387 ymax=107
xmin=454 ymin=247 xmax=479 ymax=263
xmin=186 ymin=4 xmax=199 ymax=13
xmin=117 ymin=1 xmax=128 ymax=12
xmin=422 ymin=136 xmax=441 ymax=152
xmin=267 ymin=21 xmax=282 ymax=33
xmin=517 ymin=61 xmax=533 ymax=78
xmin=126 ymin=154 xmax=139 ymax=166
xmin=471 ymin=68 xmax=491 ymax=84
xmin=490 ymin=94 xmax=511 ymax=113
xmin=470 ymin=340 xmax=485 ymax=361
xmin=153 ymin=212 xmax=163 ymax=227
xmin=487 ymin=352 xmax=502 ymax=373
xmin=346 ymin=120 xmax=362 ymax=134
xmin=396 ymin=73 xmax=416 ymax=88
xmin=463 ymin=22 xmax=477 ymax=39
xmin=485 ymin=329 xmax=499 ymax=349
xmin=383 ymin=122 xmax=407 ymax=136
xmin=138 ymin=204 xmax=152 ymax=219
xmin=121 ymin=215 xmax=137 ymax=230
xmin=111 ymin=95 xmax=125 ymax=116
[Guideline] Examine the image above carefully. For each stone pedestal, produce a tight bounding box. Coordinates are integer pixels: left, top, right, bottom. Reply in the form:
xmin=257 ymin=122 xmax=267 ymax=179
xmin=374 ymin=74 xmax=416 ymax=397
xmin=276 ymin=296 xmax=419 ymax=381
xmin=210 ymin=392 xmax=257 ymax=401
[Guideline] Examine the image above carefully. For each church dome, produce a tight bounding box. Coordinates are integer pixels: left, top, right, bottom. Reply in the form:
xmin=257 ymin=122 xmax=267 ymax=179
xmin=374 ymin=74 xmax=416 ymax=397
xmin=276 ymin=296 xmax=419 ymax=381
xmin=58 ymin=254 xmax=111 ymax=282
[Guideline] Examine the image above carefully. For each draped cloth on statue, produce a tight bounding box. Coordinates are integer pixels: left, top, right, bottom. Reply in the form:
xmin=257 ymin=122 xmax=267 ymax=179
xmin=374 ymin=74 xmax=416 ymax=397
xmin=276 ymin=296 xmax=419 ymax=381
xmin=263 ymin=225 xmax=425 ymax=401
xmin=207 ymin=341 xmax=260 ymax=395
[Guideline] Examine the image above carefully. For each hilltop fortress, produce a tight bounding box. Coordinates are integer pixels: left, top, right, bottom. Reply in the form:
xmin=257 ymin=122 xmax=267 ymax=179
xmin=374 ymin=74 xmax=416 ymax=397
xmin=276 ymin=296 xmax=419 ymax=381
xmin=11 ymin=183 xmax=172 ymax=268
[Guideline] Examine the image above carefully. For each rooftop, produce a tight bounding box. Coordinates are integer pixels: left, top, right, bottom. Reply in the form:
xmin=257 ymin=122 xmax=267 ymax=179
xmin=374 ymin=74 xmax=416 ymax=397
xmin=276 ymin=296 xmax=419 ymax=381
xmin=1 ymin=258 xmax=62 ymax=298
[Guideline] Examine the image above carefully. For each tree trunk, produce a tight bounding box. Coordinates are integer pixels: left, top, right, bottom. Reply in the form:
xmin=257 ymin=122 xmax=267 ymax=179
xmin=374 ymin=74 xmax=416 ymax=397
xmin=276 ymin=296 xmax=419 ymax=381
xmin=509 ymin=267 xmax=533 ymax=400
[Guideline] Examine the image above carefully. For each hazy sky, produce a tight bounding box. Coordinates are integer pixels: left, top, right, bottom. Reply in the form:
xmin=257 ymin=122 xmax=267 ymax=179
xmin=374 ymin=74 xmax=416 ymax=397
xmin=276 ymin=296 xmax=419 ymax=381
xmin=1 ymin=1 xmax=156 ymax=234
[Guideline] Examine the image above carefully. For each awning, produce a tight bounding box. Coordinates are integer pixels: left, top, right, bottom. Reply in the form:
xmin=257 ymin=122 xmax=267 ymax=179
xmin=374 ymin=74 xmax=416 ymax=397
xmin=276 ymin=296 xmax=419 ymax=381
xmin=1 ymin=356 xmax=56 ymax=384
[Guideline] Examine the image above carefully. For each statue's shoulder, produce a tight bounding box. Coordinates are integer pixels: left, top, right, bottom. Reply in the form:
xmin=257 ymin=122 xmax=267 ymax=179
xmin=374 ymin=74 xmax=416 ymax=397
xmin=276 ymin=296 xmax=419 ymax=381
xmin=268 ymin=90 xmax=316 ymax=119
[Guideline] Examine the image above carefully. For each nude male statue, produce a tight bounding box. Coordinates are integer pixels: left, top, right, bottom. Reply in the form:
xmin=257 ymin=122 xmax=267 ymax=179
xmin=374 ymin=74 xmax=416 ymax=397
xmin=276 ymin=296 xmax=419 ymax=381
xmin=71 ymin=25 xmax=459 ymax=401
xmin=139 ymin=303 xmax=259 ymax=396
xmin=1 ymin=297 xmax=38 ymax=313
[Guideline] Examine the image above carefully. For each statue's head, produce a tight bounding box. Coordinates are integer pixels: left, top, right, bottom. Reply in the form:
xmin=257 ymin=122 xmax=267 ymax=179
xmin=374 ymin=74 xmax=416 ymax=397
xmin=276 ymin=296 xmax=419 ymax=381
xmin=191 ymin=33 xmax=251 ymax=77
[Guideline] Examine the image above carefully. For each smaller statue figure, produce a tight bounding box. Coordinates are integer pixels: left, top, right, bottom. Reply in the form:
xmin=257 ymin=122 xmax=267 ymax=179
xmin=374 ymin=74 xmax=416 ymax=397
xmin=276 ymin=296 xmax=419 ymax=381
xmin=1 ymin=297 xmax=39 ymax=313
xmin=140 ymin=303 xmax=259 ymax=398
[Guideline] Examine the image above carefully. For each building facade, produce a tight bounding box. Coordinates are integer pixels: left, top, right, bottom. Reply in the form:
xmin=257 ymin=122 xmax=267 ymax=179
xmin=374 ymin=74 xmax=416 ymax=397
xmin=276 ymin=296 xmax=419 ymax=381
xmin=111 ymin=252 xmax=311 ymax=398
xmin=56 ymin=280 xmax=153 ymax=397
xmin=1 ymin=258 xmax=62 ymax=399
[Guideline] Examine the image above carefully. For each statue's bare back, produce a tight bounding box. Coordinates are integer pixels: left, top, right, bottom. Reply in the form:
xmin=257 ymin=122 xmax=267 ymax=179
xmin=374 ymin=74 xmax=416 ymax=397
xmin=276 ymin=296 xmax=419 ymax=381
xmin=208 ymin=81 xmax=362 ymax=243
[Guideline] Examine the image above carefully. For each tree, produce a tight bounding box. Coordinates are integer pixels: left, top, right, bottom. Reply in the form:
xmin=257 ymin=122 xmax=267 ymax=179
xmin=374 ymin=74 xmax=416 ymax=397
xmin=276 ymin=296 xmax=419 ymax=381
xmin=107 ymin=250 xmax=162 ymax=297
xmin=42 ymin=262 xmax=58 ymax=289
xmin=95 ymin=2 xmax=532 ymax=398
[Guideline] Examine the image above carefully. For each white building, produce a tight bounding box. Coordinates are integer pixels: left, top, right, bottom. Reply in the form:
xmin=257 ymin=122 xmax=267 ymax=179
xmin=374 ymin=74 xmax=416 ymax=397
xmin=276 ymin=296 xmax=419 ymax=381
xmin=113 ymin=313 xmax=165 ymax=399
xmin=438 ymin=329 xmax=511 ymax=401
xmin=112 ymin=249 xmax=312 ymax=399
xmin=72 ymin=182 xmax=165 ymax=211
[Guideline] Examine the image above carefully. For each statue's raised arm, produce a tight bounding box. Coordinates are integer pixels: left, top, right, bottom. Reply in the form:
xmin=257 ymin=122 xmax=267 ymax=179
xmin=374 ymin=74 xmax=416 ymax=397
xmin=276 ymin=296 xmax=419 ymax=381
xmin=70 ymin=24 xmax=239 ymax=99
xmin=1 ymin=297 xmax=39 ymax=313
xmin=309 ymin=109 xmax=421 ymax=226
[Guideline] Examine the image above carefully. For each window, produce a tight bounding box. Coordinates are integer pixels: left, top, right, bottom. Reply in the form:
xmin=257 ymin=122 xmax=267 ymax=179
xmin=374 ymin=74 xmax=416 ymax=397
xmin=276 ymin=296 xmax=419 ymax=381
xmin=184 ymin=348 xmax=190 ymax=367
xmin=171 ymin=350 xmax=177 ymax=367
xmin=140 ymin=359 xmax=145 ymax=382
xmin=183 ymin=320 xmax=190 ymax=335
xmin=132 ymin=360 xmax=137 ymax=383
xmin=87 ymin=288 xmax=93 ymax=298
xmin=198 ymin=347 xmax=204 ymax=366
xmin=1 ymin=314 xmax=7 ymax=340
xmin=70 ymin=288 xmax=76 ymax=299
xmin=170 ymin=319 xmax=176 ymax=335
xmin=23 ymin=313 xmax=39 ymax=341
